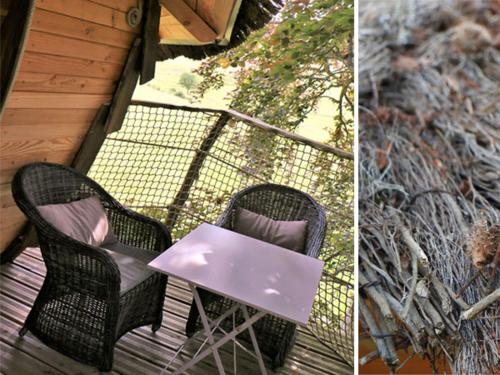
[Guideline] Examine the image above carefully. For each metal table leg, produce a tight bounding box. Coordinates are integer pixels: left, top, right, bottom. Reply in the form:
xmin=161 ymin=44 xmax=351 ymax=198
xmin=241 ymin=305 xmax=267 ymax=374
xmin=170 ymin=284 xmax=268 ymax=375
xmin=175 ymin=284 xmax=226 ymax=375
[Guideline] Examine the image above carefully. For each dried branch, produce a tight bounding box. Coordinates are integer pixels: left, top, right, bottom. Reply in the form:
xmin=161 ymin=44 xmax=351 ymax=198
xmin=462 ymin=289 xmax=500 ymax=320
xmin=359 ymin=0 xmax=500 ymax=373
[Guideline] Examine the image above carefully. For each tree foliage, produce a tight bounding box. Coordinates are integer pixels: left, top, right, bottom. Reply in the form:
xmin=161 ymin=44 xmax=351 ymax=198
xmin=194 ymin=0 xmax=354 ymax=283
xmin=179 ymin=72 xmax=198 ymax=93
xmin=194 ymin=0 xmax=354 ymax=150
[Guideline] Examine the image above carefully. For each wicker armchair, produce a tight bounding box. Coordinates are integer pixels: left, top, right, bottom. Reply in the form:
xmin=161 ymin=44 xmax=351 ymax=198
xmin=11 ymin=162 xmax=172 ymax=371
xmin=185 ymin=183 xmax=326 ymax=369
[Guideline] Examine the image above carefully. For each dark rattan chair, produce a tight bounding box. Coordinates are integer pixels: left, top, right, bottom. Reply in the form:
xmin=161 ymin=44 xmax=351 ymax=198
xmin=11 ymin=162 xmax=172 ymax=371
xmin=185 ymin=183 xmax=327 ymax=369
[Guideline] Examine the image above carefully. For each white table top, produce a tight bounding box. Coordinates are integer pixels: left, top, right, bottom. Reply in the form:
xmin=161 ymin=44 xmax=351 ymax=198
xmin=148 ymin=223 xmax=324 ymax=326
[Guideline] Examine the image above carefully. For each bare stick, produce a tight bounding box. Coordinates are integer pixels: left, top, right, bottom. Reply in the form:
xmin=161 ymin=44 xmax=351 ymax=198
xmin=455 ymin=269 xmax=482 ymax=298
xmin=399 ymin=225 xmax=429 ymax=272
xmin=360 ymin=272 xmax=397 ymax=333
xmin=462 ymin=289 xmax=500 ymax=320
xmin=402 ymin=249 xmax=419 ymax=319
xmin=359 ymin=350 xmax=380 ymax=366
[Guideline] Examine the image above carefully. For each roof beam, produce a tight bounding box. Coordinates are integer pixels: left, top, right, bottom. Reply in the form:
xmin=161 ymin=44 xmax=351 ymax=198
xmin=159 ymin=0 xmax=217 ymax=43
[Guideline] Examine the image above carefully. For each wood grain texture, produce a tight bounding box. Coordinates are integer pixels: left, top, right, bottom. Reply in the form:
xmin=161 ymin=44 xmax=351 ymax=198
xmin=0 ymin=149 xmax=75 ymax=185
xmin=197 ymin=0 xmax=235 ymax=35
xmin=5 ymin=92 xmax=112 ymax=109
xmin=0 ymin=188 xmax=22 ymax=251
xmin=159 ymin=12 xmax=198 ymax=43
xmin=13 ymin=72 xmax=116 ymax=95
xmin=0 ymin=137 xmax=84 ymax=162
xmin=1 ymin=108 xmax=97 ymax=126
xmin=36 ymin=0 xmax=139 ymax=33
xmin=159 ymin=0 xmax=238 ymax=43
xmin=26 ymin=30 xmax=128 ymax=64
xmin=0 ymin=217 xmax=26 ymax=255
xmin=1 ymin=123 xmax=90 ymax=143
xmin=0 ymin=338 xmax=66 ymax=375
xmin=31 ymin=8 xmax=135 ymax=49
xmin=1 ymin=1 xmax=138 ymax=253
xmin=0 ymin=248 xmax=353 ymax=375
xmin=19 ymin=51 xmax=123 ymax=80
xmin=88 ymin=0 xmax=141 ymax=15
xmin=0 ymin=184 xmax=15 ymax=212
xmin=160 ymin=0 xmax=217 ymax=43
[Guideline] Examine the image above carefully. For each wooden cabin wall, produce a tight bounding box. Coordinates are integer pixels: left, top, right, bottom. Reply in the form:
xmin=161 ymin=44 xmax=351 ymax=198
xmin=0 ymin=0 xmax=142 ymax=252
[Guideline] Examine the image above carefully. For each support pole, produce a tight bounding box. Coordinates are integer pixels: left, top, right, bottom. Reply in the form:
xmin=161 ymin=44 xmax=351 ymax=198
xmin=165 ymin=112 xmax=231 ymax=230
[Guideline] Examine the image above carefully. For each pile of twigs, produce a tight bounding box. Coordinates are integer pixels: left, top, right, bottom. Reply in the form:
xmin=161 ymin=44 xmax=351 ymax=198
xmin=359 ymin=0 xmax=499 ymax=373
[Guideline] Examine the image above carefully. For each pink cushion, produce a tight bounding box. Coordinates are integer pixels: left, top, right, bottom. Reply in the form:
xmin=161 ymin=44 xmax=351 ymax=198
xmin=233 ymin=208 xmax=307 ymax=252
xmin=37 ymin=196 xmax=117 ymax=247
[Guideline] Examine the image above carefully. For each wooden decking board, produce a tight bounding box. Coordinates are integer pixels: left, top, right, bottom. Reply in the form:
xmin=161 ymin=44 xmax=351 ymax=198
xmin=0 ymin=299 xmax=101 ymax=375
xmin=0 ymin=248 xmax=352 ymax=374
xmin=0 ymin=267 xmax=330 ymax=375
xmin=17 ymin=248 xmax=346 ymax=360
xmin=13 ymin=250 xmax=347 ymax=368
xmin=7 ymin=252 xmax=349 ymax=375
xmin=0 ymin=293 xmax=185 ymax=375
xmin=0 ymin=339 xmax=66 ymax=375
xmin=10 ymin=249 xmax=351 ymax=374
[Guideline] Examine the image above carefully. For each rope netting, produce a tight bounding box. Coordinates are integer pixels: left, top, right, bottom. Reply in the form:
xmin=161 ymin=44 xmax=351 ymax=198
xmin=88 ymin=101 xmax=354 ymax=365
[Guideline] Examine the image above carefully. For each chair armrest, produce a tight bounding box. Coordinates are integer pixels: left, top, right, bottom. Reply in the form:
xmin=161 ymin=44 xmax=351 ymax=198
xmin=304 ymin=216 xmax=327 ymax=259
xmin=215 ymin=201 xmax=237 ymax=230
xmin=107 ymin=206 xmax=172 ymax=252
xmin=37 ymin=229 xmax=122 ymax=300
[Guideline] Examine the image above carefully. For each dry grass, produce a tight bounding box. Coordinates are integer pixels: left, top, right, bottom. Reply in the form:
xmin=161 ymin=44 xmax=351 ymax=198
xmin=358 ymin=0 xmax=499 ymax=373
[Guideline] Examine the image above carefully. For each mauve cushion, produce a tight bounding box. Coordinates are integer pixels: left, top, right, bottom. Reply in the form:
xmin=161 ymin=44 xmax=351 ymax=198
xmin=103 ymin=242 xmax=158 ymax=294
xmin=233 ymin=207 xmax=307 ymax=252
xmin=37 ymin=196 xmax=117 ymax=246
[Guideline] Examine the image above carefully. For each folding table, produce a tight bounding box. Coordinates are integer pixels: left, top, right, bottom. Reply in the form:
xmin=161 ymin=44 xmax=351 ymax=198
xmin=148 ymin=223 xmax=324 ymax=375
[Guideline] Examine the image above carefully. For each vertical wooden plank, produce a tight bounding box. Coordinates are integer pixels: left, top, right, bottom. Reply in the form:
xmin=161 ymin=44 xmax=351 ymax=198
xmin=71 ymin=105 xmax=110 ymax=174
xmin=165 ymin=112 xmax=230 ymax=230
xmin=104 ymin=38 xmax=141 ymax=133
xmin=140 ymin=0 xmax=161 ymax=84
xmin=0 ymin=0 xmax=35 ymax=118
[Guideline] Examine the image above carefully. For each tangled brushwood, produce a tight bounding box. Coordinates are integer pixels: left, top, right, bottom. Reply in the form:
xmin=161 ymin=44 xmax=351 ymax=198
xmin=359 ymin=0 xmax=499 ymax=374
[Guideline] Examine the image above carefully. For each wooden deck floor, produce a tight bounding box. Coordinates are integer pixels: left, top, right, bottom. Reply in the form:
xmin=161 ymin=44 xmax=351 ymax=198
xmin=0 ymin=247 xmax=352 ymax=375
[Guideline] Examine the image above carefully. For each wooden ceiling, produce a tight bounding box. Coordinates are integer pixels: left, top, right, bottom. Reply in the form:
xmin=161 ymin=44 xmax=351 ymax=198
xmin=159 ymin=0 xmax=241 ymax=45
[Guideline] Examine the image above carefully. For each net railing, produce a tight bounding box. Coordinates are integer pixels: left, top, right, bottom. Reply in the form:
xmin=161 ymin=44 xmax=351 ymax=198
xmin=88 ymin=101 xmax=354 ymax=366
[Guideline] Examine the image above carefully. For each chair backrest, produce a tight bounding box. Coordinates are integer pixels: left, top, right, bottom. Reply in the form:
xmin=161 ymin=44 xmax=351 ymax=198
xmin=12 ymin=162 xmax=117 ymax=233
xmin=223 ymin=184 xmax=327 ymax=257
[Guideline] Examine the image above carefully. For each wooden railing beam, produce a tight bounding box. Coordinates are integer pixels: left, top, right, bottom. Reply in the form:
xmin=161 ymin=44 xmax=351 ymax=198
xmin=165 ymin=112 xmax=231 ymax=230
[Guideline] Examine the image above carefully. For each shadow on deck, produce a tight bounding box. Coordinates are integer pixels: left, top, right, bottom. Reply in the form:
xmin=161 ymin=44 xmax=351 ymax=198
xmin=0 ymin=247 xmax=352 ymax=375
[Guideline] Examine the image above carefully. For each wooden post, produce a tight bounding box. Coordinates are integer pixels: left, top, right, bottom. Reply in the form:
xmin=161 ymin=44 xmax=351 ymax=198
xmin=104 ymin=38 xmax=142 ymax=134
xmin=0 ymin=0 xmax=35 ymax=118
xmin=72 ymin=105 xmax=110 ymax=174
xmin=140 ymin=0 xmax=161 ymax=84
xmin=165 ymin=112 xmax=231 ymax=230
